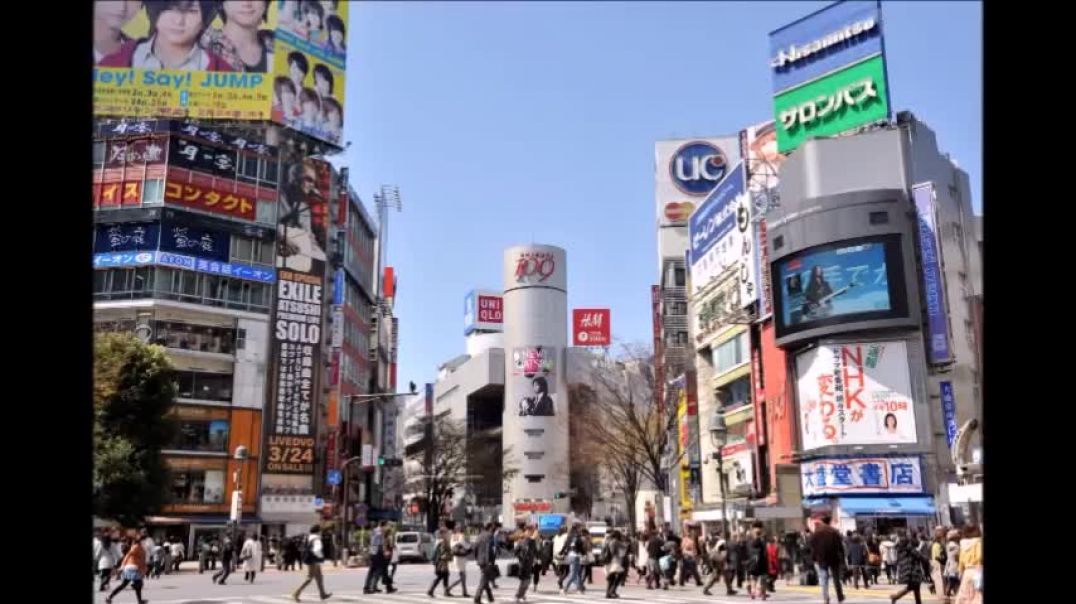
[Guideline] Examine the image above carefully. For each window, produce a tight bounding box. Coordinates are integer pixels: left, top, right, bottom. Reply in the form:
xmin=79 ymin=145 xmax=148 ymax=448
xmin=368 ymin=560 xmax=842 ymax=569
xmin=170 ymin=469 xmax=224 ymax=504
xmin=93 ymin=267 xmax=271 ymax=313
xmin=142 ymin=178 xmax=164 ymax=204
xmin=714 ymin=332 xmax=747 ymax=374
xmin=256 ymin=199 xmax=276 ymax=225
xmin=716 ymin=376 xmax=751 ymax=409
xmin=773 ymin=235 xmax=784 ymax=250
xmin=93 ymin=141 xmax=106 ymax=168
xmin=152 ymin=321 xmax=236 ymax=354
xmin=674 ymin=268 xmax=686 ymax=287
xmin=171 ymin=419 xmax=229 ymax=452
xmin=231 ymin=235 xmax=274 ymax=266
xmin=175 ymin=371 xmax=233 ymax=402
xmin=236 ymin=328 xmax=247 ymax=350
xmin=869 ymin=211 xmax=889 ymax=225
xmin=238 ymin=154 xmax=259 ymax=180
xmin=262 ymin=157 xmax=280 ymax=185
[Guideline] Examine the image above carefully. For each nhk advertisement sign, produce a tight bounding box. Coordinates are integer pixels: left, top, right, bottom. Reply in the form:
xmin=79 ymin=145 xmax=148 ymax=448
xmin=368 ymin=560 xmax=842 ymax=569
xmin=572 ymin=308 xmax=611 ymax=346
xmin=796 ymin=340 xmax=917 ymax=450
xmin=769 ymin=1 xmax=892 ymax=153
xmin=655 ymin=137 xmax=740 ymax=228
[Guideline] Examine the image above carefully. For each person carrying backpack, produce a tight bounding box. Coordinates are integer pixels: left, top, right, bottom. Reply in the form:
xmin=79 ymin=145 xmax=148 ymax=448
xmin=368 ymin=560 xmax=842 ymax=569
xmin=602 ymin=530 xmax=628 ymax=599
xmin=291 ymin=525 xmax=332 ymax=602
xmin=703 ymin=533 xmax=737 ymax=596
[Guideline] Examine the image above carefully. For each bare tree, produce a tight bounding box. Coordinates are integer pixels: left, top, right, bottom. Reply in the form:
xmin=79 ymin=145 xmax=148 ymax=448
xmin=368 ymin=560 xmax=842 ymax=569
xmin=578 ymin=343 xmax=681 ymax=533
xmin=404 ymin=412 xmax=469 ymax=532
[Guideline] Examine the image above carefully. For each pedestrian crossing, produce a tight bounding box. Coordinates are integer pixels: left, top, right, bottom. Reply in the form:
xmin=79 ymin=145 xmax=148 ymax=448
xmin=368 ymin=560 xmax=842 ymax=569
xmin=110 ymin=584 xmax=841 ymax=604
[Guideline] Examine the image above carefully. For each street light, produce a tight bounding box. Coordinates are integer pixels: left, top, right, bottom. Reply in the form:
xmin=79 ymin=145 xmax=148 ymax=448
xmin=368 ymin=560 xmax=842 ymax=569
xmin=231 ymin=445 xmax=249 ymax=557
xmin=708 ymin=409 xmax=730 ymax=541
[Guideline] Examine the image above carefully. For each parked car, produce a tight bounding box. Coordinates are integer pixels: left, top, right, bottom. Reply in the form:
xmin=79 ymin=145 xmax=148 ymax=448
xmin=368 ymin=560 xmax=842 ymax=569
xmin=395 ymin=531 xmax=435 ymax=562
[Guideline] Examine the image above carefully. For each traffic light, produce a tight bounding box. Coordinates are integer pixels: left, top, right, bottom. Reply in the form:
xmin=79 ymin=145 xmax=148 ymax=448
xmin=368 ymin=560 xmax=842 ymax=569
xmin=377 ymin=456 xmax=385 ymax=466
xmin=553 ymin=491 xmax=566 ymax=499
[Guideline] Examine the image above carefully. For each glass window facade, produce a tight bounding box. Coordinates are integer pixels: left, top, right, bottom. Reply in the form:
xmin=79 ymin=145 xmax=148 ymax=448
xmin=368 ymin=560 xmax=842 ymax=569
xmin=170 ymin=469 xmax=224 ymax=504
xmin=175 ymin=371 xmax=233 ymax=402
xmin=171 ymin=419 xmax=229 ymax=452
xmin=93 ymin=267 xmax=272 ymax=313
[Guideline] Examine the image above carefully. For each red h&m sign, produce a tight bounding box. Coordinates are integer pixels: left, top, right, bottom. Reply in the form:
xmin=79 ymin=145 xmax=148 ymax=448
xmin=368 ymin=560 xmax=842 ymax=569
xmin=572 ymin=308 xmax=611 ymax=346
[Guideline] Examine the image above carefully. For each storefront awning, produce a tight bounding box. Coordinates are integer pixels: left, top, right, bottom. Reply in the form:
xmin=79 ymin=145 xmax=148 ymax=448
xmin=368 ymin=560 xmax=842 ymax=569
xmin=838 ymin=496 xmax=935 ymax=516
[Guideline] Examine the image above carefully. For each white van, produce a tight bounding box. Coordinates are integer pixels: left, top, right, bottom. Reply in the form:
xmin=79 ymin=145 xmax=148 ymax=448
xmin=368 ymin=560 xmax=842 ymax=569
xmin=395 ymin=531 xmax=435 ymax=562
xmin=586 ymin=522 xmax=609 ymax=558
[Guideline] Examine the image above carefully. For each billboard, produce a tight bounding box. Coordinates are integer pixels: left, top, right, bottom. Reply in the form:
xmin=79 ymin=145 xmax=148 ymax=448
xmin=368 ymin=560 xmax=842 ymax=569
xmin=93 ymin=1 xmax=348 ymax=146
xmin=768 ymin=1 xmax=891 ymax=154
xmin=93 ymin=1 xmax=278 ymax=119
xmin=912 ymin=183 xmax=952 ymax=365
xmin=795 ymin=340 xmax=918 ymax=450
xmin=164 ymin=180 xmax=256 ymax=220
xmin=464 ymin=290 xmax=504 ymax=335
xmin=801 ymin=456 xmax=925 ymax=497
xmin=158 ymin=220 xmax=230 ymax=262
xmin=773 ymin=55 xmax=890 ymax=154
xmin=572 ymin=308 xmax=611 ymax=346
xmin=688 ymin=162 xmax=757 ymax=305
xmin=773 ymin=235 xmax=909 ymax=338
xmin=655 ymin=137 xmax=740 ymax=228
xmin=511 ymin=347 xmax=558 ymax=417
xmin=742 ymin=120 xmax=786 ymax=318
xmin=94 ymin=222 xmax=161 ymax=253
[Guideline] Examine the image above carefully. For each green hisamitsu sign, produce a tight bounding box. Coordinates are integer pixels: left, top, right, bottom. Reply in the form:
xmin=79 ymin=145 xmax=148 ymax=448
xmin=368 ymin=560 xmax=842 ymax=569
xmin=773 ymin=54 xmax=889 ymax=153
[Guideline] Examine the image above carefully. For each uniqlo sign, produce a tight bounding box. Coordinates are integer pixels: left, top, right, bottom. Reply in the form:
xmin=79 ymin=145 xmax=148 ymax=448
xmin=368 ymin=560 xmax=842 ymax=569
xmin=572 ymin=308 xmax=611 ymax=346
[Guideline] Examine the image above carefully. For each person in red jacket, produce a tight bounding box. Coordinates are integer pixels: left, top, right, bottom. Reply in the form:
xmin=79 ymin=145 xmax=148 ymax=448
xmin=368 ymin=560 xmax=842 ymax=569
xmin=98 ymin=0 xmax=234 ymax=71
xmin=765 ymin=535 xmax=780 ymax=594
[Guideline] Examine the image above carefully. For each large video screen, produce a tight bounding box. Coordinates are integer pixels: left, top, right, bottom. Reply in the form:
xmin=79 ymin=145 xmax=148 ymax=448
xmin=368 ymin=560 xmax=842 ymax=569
xmin=773 ymin=235 xmax=908 ymax=338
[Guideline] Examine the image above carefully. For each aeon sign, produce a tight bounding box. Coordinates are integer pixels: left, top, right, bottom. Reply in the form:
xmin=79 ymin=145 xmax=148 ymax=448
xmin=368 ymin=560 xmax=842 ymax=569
xmin=515 ymin=251 xmax=556 ymax=284
xmin=670 ymin=141 xmax=729 ymax=196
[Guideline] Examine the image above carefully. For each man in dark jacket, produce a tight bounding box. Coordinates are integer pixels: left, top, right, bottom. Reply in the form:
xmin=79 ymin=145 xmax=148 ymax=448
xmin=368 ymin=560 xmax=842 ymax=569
xmin=646 ymin=530 xmax=665 ymax=590
xmin=472 ymin=524 xmax=495 ymax=604
xmin=809 ymin=516 xmax=846 ymax=604
xmin=847 ymin=533 xmax=870 ymax=589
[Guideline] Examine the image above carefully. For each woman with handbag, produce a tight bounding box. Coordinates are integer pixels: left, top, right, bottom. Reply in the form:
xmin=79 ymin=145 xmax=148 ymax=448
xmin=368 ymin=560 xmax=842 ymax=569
xmin=106 ymin=537 xmax=147 ymax=604
xmin=447 ymin=525 xmax=472 ymax=598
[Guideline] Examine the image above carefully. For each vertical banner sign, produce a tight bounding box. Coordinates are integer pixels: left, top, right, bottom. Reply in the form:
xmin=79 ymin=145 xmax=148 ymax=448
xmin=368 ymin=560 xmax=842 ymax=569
xmin=742 ymin=120 xmax=785 ymax=318
xmin=939 ymin=381 xmax=958 ymax=448
xmin=913 ymin=182 xmax=952 ymax=364
xmin=266 ymin=263 xmax=324 ymax=474
xmin=651 ymin=285 xmax=665 ymax=418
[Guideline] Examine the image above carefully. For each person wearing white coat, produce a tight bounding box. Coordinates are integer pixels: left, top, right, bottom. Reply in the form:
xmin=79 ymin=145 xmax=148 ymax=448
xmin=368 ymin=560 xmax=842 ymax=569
xmin=241 ymin=534 xmax=264 ymax=584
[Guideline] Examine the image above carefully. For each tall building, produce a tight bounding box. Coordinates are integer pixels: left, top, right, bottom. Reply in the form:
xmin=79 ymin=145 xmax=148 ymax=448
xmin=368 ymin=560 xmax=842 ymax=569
xmin=654 ymin=137 xmax=740 ymax=523
xmin=92 ymin=2 xmax=354 ymax=544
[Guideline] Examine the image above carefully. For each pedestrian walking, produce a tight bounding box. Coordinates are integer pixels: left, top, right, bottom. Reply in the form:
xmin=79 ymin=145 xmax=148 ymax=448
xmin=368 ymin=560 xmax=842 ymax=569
xmin=209 ymin=539 xmax=220 ymax=571
xmin=362 ymin=521 xmax=395 ymax=594
xmin=473 ymin=523 xmax=497 ymax=604
xmin=387 ymin=527 xmax=400 ymax=582
xmin=779 ymin=533 xmax=795 ymax=585
xmin=953 ymin=525 xmax=982 ymax=604
xmin=491 ymin=522 xmax=504 ymax=589
xmin=105 ymin=537 xmax=147 ymax=604
xmin=447 ymin=524 xmax=473 ymax=598
xmin=880 ymin=534 xmax=898 ymax=584
xmin=95 ymin=532 xmax=122 ymax=592
xmin=930 ymin=528 xmax=947 ymax=599
xmin=581 ymin=529 xmax=595 ymax=585
xmin=241 ymin=533 xmax=263 ymax=584
xmin=534 ymin=532 xmax=553 ymax=591
xmin=198 ymin=538 xmax=210 ymax=573
xmin=552 ymin=524 xmax=570 ymax=590
xmin=703 ymin=532 xmax=737 ymax=596
xmin=512 ymin=526 xmax=538 ymax=602
xmin=943 ymin=530 xmax=961 ymax=599
xmin=212 ymin=537 xmax=234 ymax=585
xmin=679 ymin=527 xmax=703 ymax=587
xmin=428 ymin=529 xmax=455 ymax=598
xmin=291 ymin=525 xmax=332 ymax=602
xmin=765 ymin=534 xmax=780 ymax=593
xmin=645 ymin=529 xmax=665 ymax=590
xmin=259 ymin=535 xmax=268 ymax=573
xmin=809 ymin=515 xmax=846 ymax=604
xmin=846 ymin=533 xmax=870 ymax=589
xmin=560 ymin=525 xmax=587 ymax=595
xmin=746 ymin=525 xmax=769 ymax=600
xmin=889 ymin=532 xmax=927 ymax=604
xmin=867 ymin=535 xmax=883 ymax=585
xmin=635 ymin=530 xmax=650 ymax=586
xmin=170 ymin=538 xmax=185 ymax=573
xmin=734 ymin=532 xmax=749 ymax=589
xmin=602 ymin=527 xmax=628 ymax=598
xmin=660 ymin=526 xmax=680 ymax=590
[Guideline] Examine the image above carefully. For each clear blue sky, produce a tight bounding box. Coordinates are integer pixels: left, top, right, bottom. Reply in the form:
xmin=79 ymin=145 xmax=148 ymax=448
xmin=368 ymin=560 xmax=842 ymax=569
xmin=341 ymin=1 xmax=982 ymax=391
